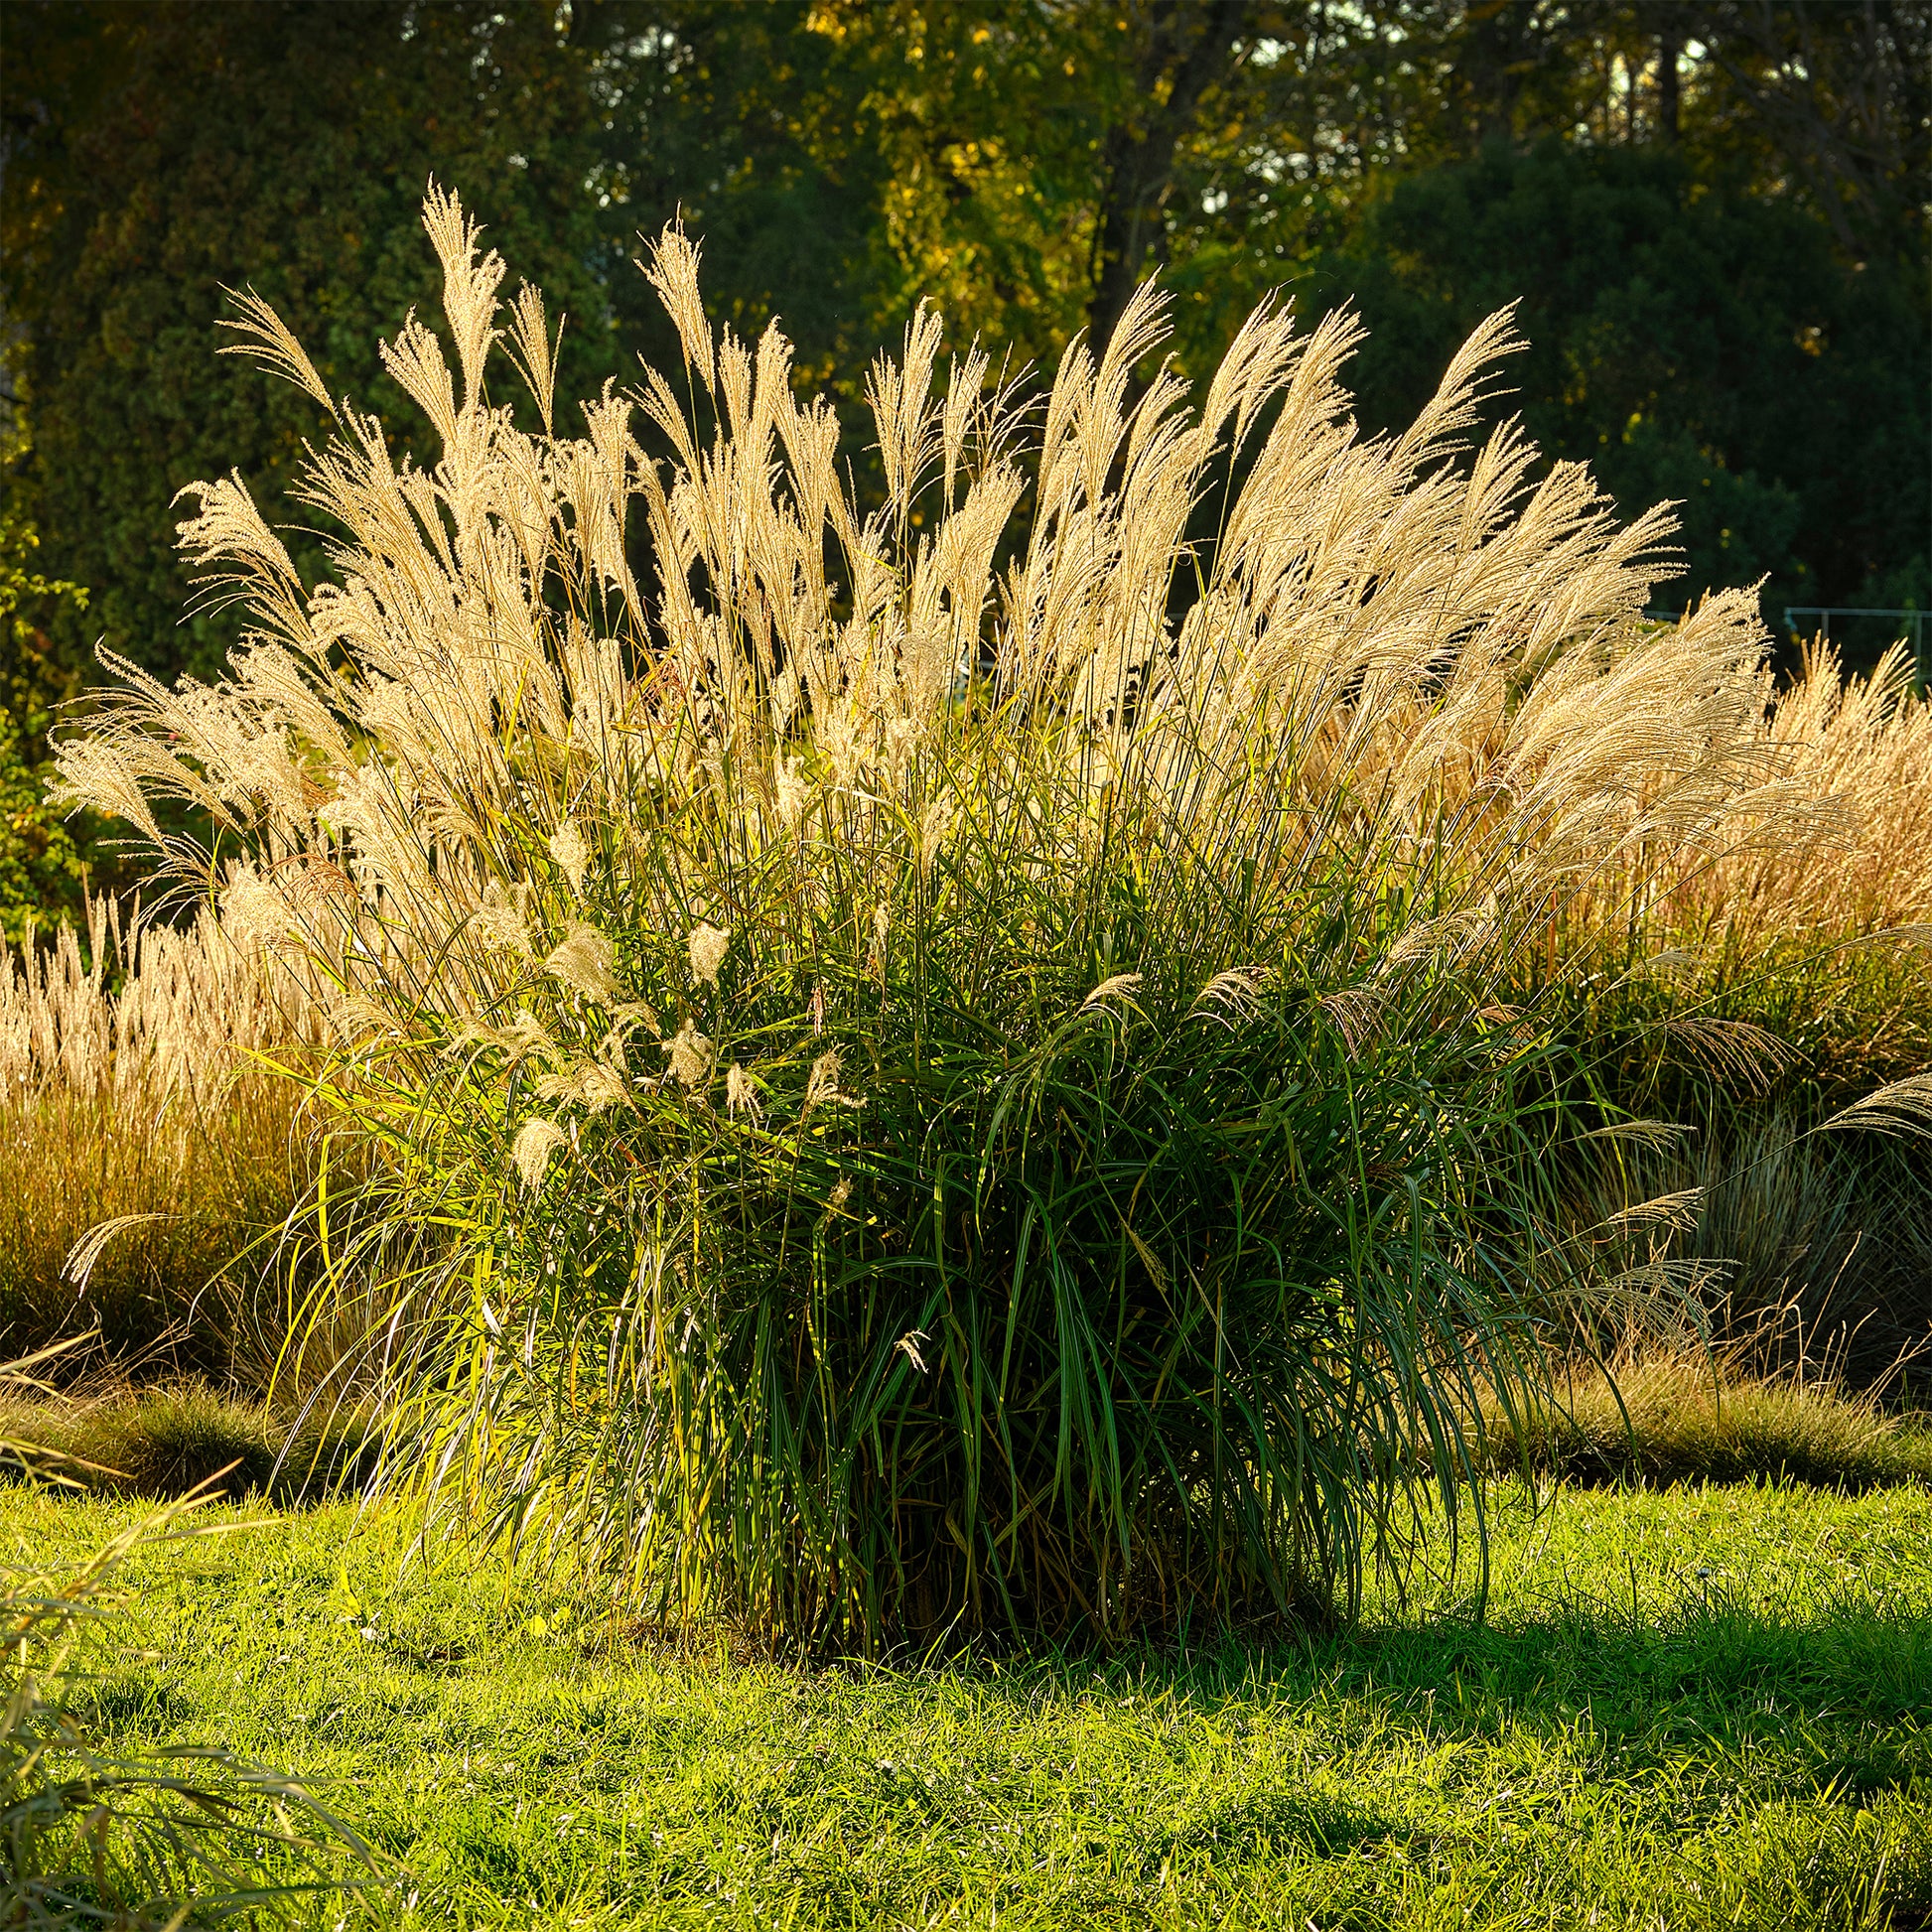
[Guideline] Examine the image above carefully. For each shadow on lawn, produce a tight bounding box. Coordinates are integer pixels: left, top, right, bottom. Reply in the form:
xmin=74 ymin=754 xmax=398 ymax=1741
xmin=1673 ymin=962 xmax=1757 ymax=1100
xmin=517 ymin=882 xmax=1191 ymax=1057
xmin=1004 ymin=1585 xmax=1932 ymax=1789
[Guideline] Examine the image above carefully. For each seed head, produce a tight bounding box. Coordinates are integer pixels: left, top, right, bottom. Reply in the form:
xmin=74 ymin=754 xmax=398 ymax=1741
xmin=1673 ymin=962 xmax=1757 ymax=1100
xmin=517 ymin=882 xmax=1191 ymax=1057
xmin=775 ymin=756 xmax=807 ymax=830
xmin=472 ymin=880 xmax=534 ymax=958
xmin=544 ymin=923 xmax=618 ymax=1004
xmin=1082 ymin=971 xmax=1144 ymax=1013
xmin=548 ymin=819 xmax=590 ymax=897
xmin=688 ymin=921 xmax=731 ymax=987
xmin=726 ymin=1061 xmax=762 ymax=1122
xmin=803 ymin=1045 xmax=843 ymax=1114
xmin=221 ymin=865 xmax=296 ymax=950
xmin=511 ymin=1117 xmax=568 ymax=1191
xmin=662 ymin=1019 xmax=714 ymax=1089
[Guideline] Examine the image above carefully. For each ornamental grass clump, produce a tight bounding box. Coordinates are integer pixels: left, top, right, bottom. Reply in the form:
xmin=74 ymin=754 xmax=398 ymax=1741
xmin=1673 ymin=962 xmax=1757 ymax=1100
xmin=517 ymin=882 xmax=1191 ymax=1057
xmin=56 ymin=187 xmax=1871 ymax=1648
xmin=0 ymin=894 xmax=321 ymax=1376
xmin=1502 ymin=643 xmax=1932 ymax=1364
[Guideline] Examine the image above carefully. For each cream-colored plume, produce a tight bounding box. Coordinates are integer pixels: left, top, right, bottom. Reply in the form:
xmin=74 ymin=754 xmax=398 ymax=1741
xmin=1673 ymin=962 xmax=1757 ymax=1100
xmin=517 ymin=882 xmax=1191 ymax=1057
xmin=46 ymin=182 xmax=1905 ymax=1157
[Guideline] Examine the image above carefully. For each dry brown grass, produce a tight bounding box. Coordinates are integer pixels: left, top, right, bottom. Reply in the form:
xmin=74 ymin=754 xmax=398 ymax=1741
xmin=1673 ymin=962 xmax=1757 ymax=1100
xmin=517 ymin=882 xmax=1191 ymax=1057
xmin=1489 ymin=1343 xmax=1932 ymax=1491
xmin=0 ymin=896 xmax=322 ymax=1381
xmin=1702 ymin=639 xmax=1932 ymax=950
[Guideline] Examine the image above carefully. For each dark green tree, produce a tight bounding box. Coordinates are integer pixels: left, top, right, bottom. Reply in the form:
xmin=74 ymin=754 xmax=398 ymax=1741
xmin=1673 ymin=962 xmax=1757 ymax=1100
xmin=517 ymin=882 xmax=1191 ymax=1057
xmin=0 ymin=512 xmax=87 ymax=937
xmin=4 ymin=0 xmax=1924 ymax=706
xmin=1289 ymin=142 xmax=1927 ymax=630
xmin=3 ymin=1 xmax=619 ymax=680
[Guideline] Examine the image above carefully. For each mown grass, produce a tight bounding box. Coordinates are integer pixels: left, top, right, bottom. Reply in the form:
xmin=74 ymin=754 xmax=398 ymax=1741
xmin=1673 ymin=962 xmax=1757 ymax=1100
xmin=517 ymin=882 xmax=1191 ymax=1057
xmin=11 ymin=1479 xmax=1929 ymax=1929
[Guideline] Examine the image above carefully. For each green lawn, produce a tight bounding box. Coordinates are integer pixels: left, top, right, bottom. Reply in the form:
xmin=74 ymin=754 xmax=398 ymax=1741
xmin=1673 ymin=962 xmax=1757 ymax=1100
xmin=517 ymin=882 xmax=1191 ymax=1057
xmin=11 ymin=1479 xmax=1931 ymax=1929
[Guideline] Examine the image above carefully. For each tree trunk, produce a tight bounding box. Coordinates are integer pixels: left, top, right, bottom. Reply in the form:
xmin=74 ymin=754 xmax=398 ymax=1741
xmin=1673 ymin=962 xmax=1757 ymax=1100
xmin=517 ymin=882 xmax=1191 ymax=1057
xmin=1088 ymin=0 xmax=1254 ymax=349
xmin=1459 ymin=0 xmax=1535 ymax=149
xmin=1657 ymin=16 xmax=1681 ymax=141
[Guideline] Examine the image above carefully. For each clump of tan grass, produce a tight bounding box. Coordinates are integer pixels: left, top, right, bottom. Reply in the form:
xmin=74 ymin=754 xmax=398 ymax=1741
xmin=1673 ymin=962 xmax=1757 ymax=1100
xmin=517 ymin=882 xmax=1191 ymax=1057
xmin=49 ymin=185 xmax=1932 ymax=1647
xmin=0 ymin=1377 xmax=374 ymax=1501
xmin=1489 ymin=1336 xmax=1932 ymax=1492
xmin=1601 ymin=638 xmax=1932 ymax=1097
xmin=0 ymin=894 xmax=321 ymax=1380
xmin=1509 ymin=640 xmax=1932 ymax=1373
xmin=1709 ymin=639 xmax=1932 ymax=950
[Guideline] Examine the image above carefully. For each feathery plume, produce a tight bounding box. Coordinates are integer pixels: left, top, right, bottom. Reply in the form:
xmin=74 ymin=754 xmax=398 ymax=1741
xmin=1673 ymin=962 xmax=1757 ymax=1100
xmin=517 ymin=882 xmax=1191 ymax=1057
xmin=221 ymin=865 xmax=297 ymax=951
xmin=1082 ymin=972 xmax=1144 ymax=1013
xmin=548 ymin=820 xmax=590 ymax=898
xmin=512 ymin=1117 xmax=568 ymax=1191
xmin=662 ymin=1020 xmax=714 ymax=1090
xmin=217 ymin=286 xmax=336 ymax=414
xmin=687 ymin=922 xmax=731 ymax=988
xmin=535 ymin=1057 xmax=630 ymax=1112
xmin=472 ymin=881 xmax=535 ymax=958
xmin=641 ymin=221 xmax=714 ymax=393
xmin=803 ymin=1046 xmax=844 ymax=1115
xmin=726 ymin=1061 xmax=762 ymax=1123
xmin=774 ymin=757 xmax=809 ymax=831
xmin=544 ymin=923 xmax=619 ymax=1005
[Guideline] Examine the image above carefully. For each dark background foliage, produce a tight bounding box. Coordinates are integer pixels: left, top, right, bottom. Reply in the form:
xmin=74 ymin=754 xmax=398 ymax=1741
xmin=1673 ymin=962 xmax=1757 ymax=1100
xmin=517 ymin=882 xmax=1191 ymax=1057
xmin=0 ymin=0 xmax=1925 ymax=918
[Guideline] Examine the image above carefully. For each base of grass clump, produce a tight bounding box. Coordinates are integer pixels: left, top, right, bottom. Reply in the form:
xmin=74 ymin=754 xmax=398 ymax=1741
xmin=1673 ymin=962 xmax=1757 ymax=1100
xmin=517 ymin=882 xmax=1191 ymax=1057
xmin=15 ymin=1360 xmax=1927 ymax=1511
xmin=0 ymin=1381 xmax=376 ymax=1500
xmin=1491 ymin=1353 xmax=1932 ymax=1492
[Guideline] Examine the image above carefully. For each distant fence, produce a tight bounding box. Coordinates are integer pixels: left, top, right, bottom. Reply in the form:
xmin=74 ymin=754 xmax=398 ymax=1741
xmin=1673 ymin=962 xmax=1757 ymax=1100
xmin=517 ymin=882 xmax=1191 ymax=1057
xmin=1783 ymin=607 xmax=1927 ymax=689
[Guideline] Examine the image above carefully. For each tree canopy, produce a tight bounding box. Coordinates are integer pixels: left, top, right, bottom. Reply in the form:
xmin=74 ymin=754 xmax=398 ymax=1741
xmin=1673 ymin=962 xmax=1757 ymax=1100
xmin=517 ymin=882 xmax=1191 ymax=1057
xmin=1 ymin=2 xmax=1924 ymax=862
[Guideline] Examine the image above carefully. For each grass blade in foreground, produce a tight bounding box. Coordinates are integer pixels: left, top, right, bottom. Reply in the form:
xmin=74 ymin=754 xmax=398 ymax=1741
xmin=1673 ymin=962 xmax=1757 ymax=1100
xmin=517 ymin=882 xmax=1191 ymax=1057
xmin=0 ymin=1349 xmax=378 ymax=1927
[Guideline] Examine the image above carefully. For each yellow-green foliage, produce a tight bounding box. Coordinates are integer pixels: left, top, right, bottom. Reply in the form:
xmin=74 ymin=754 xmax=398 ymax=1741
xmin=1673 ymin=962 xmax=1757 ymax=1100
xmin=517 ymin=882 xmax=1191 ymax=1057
xmin=0 ymin=514 xmax=89 ymax=943
xmin=12 ymin=1481 xmax=1932 ymax=1930
xmin=0 ymin=1347 xmax=371 ymax=1926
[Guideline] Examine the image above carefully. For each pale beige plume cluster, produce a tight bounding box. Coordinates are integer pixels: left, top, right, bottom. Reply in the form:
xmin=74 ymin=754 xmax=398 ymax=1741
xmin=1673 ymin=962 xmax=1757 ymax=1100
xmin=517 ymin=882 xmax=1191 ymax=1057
xmin=43 ymin=185 xmax=1922 ymax=1160
xmin=0 ymin=894 xmax=312 ymax=1116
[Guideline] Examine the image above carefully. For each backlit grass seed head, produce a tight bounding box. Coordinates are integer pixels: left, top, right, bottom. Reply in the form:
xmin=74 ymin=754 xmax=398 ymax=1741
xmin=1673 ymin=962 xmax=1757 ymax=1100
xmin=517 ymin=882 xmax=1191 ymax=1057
xmin=220 ymin=865 xmax=297 ymax=952
xmin=1083 ymin=972 xmax=1144 ymax=1014
xmin=726 ymin=1062 xmax=762 ymax=1123
xmin=641 ymin=221 xmax=715 ymax=394
xmin=544 ymin=924 xmax=618 ymax=1005
xmin=512 ymin=1117 xmax=567 ymax=1191
xmin=773 ymin=758 xmax=807 ymax=830
xmin=472 ymin=881 xmax=535 ymax=959
xmin=535 ymin=1057 xmax=630 ymax=1112
xmin=548 ymin=820 xmax=590 ymax=898
xmin=803 ymin=1047 xmax=844 ymax=1116
xmin=1188 ymin=966 xmax=1268 ymax=1025
xmin=687 ymin=923 xmax=731 ymax=988
xmin=662 ymin=1020 xmax=714 ymax=1090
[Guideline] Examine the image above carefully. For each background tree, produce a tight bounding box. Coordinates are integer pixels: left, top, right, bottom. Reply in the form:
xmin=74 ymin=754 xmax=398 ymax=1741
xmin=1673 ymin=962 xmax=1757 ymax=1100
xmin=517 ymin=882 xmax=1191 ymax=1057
xmin=2 ymin=0 xmax=1924 ymax=745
